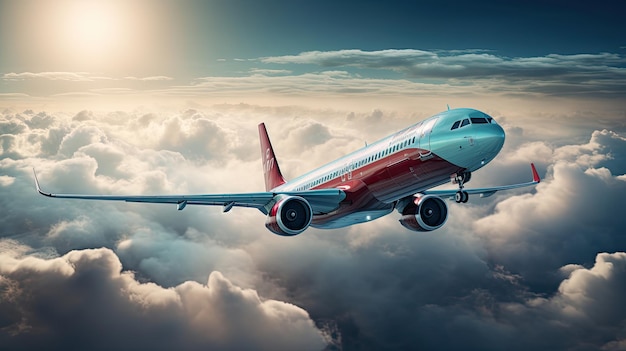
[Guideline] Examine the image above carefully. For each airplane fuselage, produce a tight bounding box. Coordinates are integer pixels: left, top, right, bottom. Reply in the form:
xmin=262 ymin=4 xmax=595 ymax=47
xmin=36 ymin=107 xmax=537 ymax=236
xmin=272 ymin=108 xmax=505 ymax=228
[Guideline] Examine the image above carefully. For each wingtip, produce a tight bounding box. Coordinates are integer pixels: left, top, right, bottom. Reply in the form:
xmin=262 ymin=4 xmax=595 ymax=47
xmin=32 ymin=168 xmax=52 ymax=197
xmin=33 ymin=168 xmax=40 ymax=190
xmin=530 ymin=163 xmax=541 ymax=183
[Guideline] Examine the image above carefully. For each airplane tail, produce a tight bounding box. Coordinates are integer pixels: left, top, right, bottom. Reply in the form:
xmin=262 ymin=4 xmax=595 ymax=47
xmin=258 ymin=123 xmax=286 ymax=191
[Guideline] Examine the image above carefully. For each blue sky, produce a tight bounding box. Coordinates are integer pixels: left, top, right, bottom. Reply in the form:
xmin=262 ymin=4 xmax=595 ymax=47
xmin=1 ymin=0 xmax=625 ymax=79
xmin=1 ymin=1 xmax=626 ymax=350
xmin=187 ymin=0 xmax=624 ymax=57
xmin=1 ymin=0 xmax=624 ymax=115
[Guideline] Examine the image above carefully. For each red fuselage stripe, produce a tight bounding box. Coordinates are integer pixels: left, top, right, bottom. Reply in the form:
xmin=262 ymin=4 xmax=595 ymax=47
xmin=298 ymin=147 xmax=463 ymax=228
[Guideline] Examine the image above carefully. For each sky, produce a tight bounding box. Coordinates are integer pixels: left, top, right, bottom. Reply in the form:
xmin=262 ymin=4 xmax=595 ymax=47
xmin=1 ymin=0 xmax=626 ymax=350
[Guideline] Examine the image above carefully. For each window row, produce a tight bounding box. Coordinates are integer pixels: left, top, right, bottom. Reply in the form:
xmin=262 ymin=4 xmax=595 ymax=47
xmin=296 ymin=136 xmax=417 ymax=190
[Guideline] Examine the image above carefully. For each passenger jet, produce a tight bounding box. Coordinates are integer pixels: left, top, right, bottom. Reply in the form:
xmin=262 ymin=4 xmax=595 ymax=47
xmin=35 ymin=108 xmax=540 ymax=235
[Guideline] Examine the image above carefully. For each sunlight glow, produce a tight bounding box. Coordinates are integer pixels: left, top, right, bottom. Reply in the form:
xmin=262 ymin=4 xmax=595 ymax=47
xmin=57 ymin=0 xmax=133 ymax=69
xmin=2 ymin=0 xmax=178 ymax=74
xmin=62 ymin=0 xmax=125 ymax=56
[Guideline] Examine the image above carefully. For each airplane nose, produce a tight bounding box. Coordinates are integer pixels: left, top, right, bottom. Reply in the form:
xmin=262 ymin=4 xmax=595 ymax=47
xmin=480 ymin=124 xmax=505 ymax=158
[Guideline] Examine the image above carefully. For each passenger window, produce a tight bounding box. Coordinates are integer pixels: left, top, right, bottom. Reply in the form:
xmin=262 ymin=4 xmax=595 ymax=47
xmin=460 ymin=119 xmax=470 ymax=128
xmin=451 ymin=120 xmax=460 ymax=130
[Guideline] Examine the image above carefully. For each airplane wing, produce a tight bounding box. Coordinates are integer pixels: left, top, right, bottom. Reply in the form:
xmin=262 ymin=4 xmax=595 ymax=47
xmin=423 ymin=163 xmax=541 ymax=199
xmin=33 ymin=170 xmax=345 ymax=215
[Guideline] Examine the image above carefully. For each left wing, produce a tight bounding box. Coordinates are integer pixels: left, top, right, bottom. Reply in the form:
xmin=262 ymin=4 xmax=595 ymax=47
xmin=33 ymin=170 xmax=345 ymax=214
xmin=423 ymin=163 xmax=541 ymax=199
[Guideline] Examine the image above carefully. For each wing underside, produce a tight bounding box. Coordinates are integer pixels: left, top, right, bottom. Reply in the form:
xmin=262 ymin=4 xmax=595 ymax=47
xmin=33 ymin=170 xmax=345 ymax=215
xmin=423 ymin=163 xmax=541 ymax=199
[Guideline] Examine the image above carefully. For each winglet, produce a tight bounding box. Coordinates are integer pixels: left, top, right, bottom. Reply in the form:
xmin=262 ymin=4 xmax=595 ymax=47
xmin=530 ymin=163 xmax=541 ymax=183
xmin=258 ymin=123 xmax=287 ymax=191
xmin=33 ymin=168 xmax=52 ymax=197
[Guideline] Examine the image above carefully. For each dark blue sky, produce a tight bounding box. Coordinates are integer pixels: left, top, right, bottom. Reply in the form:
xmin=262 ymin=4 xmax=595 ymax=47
xmin=187 ymin=0 xmax=625 ymax=59
xmin=1 ymin=0 xmax=624 ymax=78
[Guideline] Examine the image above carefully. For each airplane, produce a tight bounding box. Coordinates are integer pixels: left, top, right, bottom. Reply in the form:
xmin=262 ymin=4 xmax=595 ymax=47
xmin=34 ymin=108 xmax=540 ymax=236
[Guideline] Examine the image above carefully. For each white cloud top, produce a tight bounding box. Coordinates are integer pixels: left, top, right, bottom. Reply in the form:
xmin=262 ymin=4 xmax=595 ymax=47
xmin=0 ymin=102 xmax=625 ymax=350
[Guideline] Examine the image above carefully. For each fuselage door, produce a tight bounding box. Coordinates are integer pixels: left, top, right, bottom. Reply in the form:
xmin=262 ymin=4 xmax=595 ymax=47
xmin=418 ymin=117 xmax=438 ymax=150
xmin=341 ymin=159 xmax=354 ymax=181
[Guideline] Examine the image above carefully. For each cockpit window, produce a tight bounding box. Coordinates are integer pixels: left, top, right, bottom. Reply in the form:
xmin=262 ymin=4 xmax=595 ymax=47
xmin=471 ymin=117 xmax=489 ymax=124
xmin=460 ymin=119 xmax=470 ymax=127
xmin=450 ymin=120 xmax=460 ymax=130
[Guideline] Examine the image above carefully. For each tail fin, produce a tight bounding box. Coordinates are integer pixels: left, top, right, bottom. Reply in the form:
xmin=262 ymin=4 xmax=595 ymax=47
xmin=258 ymin=123 xmax=286 ymax=191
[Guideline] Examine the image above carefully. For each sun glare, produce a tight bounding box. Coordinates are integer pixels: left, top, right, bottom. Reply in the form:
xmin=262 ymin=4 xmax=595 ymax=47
xmin=6 ymin=0 xmax=174 ymax=74
xmin=3 ymin=0 xmax=185 ymax=76
xmin=64 ymin=1 xmax=122 ymax=53
xmin=59 ymin=0 xmax=130 ymax=66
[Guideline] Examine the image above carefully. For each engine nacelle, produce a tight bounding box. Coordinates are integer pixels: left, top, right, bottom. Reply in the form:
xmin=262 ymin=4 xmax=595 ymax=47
xmin=398 ymin=195 xmax=448 ymax=232
xmin=265 ymin=195 xmax=313 ymax=236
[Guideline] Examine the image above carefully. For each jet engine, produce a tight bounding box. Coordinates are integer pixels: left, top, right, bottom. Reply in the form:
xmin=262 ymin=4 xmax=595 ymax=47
xmin=265 ymin=195 xmax=313 ymax=236
xmin=398 ymin=195 xmax=448 ymax=231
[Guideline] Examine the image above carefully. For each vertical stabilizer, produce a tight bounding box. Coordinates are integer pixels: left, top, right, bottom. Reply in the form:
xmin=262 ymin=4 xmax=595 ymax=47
xmin=258 ymin=123 xmax=287 ymax=191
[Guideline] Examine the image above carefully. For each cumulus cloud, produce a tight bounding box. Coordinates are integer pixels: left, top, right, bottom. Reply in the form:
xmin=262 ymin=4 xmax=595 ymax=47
xmin=72 ymin=110 xmax=93 ymax=122
xmin=0 ymin=245 xmax=326 ymax=351
xmin=1 ymin=105 xmax=625 ymax=350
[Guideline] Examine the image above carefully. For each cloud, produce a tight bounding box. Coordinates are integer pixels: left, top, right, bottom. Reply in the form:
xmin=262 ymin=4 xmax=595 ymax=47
xmin=262 ymin=49 xmax=625 ymax=80
xmin=0 ymin=245 xmax=326 ymax=351
xmin=249 ymin=68 xmax=293 ymax=76
xmin=58 ymin=125 xmax=108 ymax=157
xmin=123 ymin=76 xmax=175 ymax=81
xmin=262 ymin=49 xmax=436 ymax=68
xmin=72 ymin=110 xmax=93 ymax=122
xmin=0 ymin=93 xmax=30 ymax=99
xmin=261 ymin=49 xmax=626 ymax=97
xmin=1 ymin=106 xmax=626 ymax=350
xmin=2 ymin=51 xmax=625 ymax=110
xmin=181 ymin=72 xmax=461 ymax=102
xmin=0 ymin=175 xmax=15 ymax=186
xmin=2 ymin=72 xmax=95 ymax=82
xmin=2 ymin=72 xmax=174 ymax=82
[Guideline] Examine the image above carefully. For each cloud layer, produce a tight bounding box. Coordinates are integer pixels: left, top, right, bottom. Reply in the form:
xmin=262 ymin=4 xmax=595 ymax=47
xmin=0 ymin=245 xmax=326 ymax=351
xmin=261 ymin=49 xmax=626 ymax=97
xmin=2 ymin=49 xmax=625 ymax=106
xmin=1 ymin=105 xmax=625 ymax=350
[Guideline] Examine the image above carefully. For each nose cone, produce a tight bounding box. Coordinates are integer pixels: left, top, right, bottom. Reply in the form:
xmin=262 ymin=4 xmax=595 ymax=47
xmin=428 ymin=109 xmax=506 ymax=172
xmin=462 ymin=123 xmax=504 ymax=171
xmin=481 ymin=123 xmax=505 ymax=157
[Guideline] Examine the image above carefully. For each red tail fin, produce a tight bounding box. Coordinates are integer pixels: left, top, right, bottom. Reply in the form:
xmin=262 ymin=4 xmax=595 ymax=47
xmin=258 ymin=123 xmax=286 ymax=191
xmin=531 ymin=163 xmax=541 ymax=183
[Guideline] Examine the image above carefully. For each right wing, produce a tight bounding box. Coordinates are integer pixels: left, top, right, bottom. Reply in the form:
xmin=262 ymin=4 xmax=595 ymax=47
xmin=34 ymin=169 xmax=345 ymax=214
xmin=423 ymin=163 xmax=541 ymax=199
